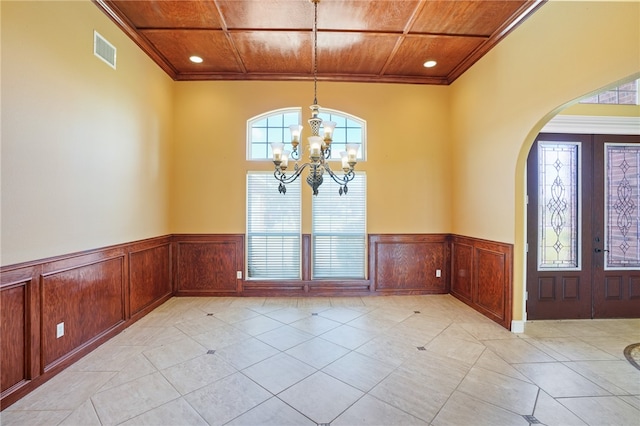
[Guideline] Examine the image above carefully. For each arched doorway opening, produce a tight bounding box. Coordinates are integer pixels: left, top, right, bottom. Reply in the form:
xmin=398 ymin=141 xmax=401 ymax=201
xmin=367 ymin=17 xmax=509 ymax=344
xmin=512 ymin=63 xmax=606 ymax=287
xmin=516 ymin=79 xmax=640 ymax=323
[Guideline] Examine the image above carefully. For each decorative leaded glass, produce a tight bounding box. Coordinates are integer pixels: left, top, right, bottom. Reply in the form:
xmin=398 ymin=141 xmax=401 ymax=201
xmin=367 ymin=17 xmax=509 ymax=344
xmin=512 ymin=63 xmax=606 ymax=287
xmin=538 ymin=142 xmax=581 ymax=270
xmin=606 ymin=144 xmax=640 ymax=268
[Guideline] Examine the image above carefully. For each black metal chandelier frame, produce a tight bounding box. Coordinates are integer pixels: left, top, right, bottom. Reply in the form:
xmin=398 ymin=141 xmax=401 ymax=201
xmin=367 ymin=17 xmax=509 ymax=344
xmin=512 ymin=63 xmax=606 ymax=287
xmin=271 ymin=0 xmax=358 ymax=196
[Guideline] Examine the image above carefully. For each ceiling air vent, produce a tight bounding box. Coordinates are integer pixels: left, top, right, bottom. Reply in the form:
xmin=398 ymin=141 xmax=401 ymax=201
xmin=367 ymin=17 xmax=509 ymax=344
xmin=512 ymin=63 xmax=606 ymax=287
xmin=93 ymin=31 xmax=116 ymax=69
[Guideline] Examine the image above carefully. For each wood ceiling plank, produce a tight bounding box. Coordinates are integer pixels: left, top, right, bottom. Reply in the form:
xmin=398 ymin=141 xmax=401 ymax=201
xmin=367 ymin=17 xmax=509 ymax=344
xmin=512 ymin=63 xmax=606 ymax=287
xmin=217 ymin=0 xmax=313 ymax=29
xmin=94 ymin=0 xmax=546 ymax=84
xmin=316 ymin=0 xmax=420 ymax=32
xmin=384 ymin=35 xmax=485 ymax=78
xmin=111 ymin=0 xmax=223 ymax=29
xmin=232 ymin=31 xmax=313 ymax=74
xmin=317 ymin=32 xmax=398 ymax=75
xmin=141 ymin=29 xmax=244 ymax=73
xmin=410 ymin=0 xmax=529 ymax=36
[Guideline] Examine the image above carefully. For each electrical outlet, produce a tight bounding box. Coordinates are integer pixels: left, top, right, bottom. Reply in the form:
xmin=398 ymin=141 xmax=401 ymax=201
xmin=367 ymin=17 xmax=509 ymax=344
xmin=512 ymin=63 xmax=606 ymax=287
xmin=436 ymin=269 xmax=442 ymax=278
xmin=236 ymin=271 xmax=242 ymax=279
xmin=56 ymin=322 xmax=64 ymax=338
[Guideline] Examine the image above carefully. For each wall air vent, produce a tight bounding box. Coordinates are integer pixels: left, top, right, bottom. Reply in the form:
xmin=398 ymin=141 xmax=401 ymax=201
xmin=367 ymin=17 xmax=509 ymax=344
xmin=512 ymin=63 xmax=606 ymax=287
xmin=93 ymin=31 xmax=116 ymax=69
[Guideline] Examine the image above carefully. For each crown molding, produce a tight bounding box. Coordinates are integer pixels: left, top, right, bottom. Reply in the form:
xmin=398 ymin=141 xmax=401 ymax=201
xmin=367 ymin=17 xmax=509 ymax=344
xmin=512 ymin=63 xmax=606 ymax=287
xmin=541 ymin=115 xmax=640 ymax=135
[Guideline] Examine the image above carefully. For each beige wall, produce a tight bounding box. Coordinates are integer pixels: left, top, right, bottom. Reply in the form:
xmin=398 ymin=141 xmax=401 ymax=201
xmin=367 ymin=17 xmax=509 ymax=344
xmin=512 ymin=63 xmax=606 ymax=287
xmin=1 ymin=1 xmax=174 ymax=265
xmin=449 ymin=0 xmax=640 ymax=321
xmin=171 ymin=81 xmax=452 ymax=235
xmin=3 ymin=0 xmax=639 ymax=325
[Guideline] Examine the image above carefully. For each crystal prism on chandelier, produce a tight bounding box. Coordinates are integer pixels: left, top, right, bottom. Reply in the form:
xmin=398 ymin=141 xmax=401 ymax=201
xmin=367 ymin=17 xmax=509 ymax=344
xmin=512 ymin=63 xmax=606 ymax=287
xmin=270 ymin=0 xmax=359 ymax=196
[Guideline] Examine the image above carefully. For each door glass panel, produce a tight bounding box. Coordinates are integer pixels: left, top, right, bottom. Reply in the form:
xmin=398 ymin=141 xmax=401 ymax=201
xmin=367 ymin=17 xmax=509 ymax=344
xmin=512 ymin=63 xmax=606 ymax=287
xmin=605 ymin=144 xmax=640 ymax=268
xmin=538 ymin=142 xmax=581 ymax=270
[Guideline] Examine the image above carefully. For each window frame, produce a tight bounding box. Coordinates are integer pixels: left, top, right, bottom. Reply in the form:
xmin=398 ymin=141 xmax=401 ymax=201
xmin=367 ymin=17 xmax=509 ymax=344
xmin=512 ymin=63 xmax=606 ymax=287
xmin=317 ymin=108 xmax=367 ymax=161
xmin=246 ymin=107 xmax=367 ymax=161
xmin=246 ymin=108 xmax=302 ymax=161
xmin=246 ymin=171 xmax=302 ymax=280
xmin=311 ymin=172 xmax=367 ymax=279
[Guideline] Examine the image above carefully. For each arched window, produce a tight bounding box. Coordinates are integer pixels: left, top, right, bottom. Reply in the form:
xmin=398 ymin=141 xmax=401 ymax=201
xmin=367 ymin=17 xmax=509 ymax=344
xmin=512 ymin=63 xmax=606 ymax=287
xmin=317 ymin=109 xmax=366 ymax=161
xmin=247 ymin=108 xmax=301 ymax=160
xmin=246 ymin=107 xmax=367 ymax=281
xmin=247 ymin=108 xmax=366 ymax=161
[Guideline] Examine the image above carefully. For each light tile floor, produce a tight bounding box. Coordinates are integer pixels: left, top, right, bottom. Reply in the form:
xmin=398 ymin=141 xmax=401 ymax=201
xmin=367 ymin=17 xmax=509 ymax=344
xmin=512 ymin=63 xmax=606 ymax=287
xmin=3 ymin=295 xmax=639 ymax=425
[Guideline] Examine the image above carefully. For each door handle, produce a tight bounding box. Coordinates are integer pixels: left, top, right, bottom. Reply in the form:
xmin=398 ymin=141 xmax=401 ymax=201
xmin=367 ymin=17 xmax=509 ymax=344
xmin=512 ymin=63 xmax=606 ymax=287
xmin=594 ymin=248 xmax=610 ymax=253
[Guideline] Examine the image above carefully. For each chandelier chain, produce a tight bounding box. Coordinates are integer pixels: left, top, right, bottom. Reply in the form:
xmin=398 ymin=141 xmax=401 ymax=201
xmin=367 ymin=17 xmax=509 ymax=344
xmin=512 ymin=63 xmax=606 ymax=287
xmin=313 ymin=0 xmax=318 ymax=105
xmin=270 ymin=0 xmax=358 ymax=196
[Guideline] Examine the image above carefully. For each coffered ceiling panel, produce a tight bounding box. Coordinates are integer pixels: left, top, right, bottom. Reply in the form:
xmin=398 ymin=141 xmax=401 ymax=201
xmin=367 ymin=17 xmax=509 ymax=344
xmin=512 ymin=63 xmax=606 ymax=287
xmin=95 ymin=0 xmax=545 ymax=84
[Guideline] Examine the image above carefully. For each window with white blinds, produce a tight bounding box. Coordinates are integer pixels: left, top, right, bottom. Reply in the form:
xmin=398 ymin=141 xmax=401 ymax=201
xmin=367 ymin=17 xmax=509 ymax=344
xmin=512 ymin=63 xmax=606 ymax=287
xmin=246 ymin=172 xmax=301 ymax=279
xmin=312 ymin=173 xmax=366 ymax=279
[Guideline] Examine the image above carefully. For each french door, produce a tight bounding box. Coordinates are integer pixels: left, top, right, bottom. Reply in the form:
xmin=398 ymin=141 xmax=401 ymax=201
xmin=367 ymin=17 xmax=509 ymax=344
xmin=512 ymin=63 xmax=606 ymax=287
xmin=526 ymin=133 xmax=640 ymax=320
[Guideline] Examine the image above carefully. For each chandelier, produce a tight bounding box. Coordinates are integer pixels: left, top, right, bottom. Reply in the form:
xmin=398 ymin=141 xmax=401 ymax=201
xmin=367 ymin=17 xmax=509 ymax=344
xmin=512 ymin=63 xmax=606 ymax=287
xmin=270 ymin=0 xmax=359 ymax=196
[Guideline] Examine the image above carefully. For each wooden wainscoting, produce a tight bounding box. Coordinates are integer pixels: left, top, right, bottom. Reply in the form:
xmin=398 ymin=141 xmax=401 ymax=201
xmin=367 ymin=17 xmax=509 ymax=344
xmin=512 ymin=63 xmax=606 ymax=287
xmin=173 ymin=234 xmax=244 ymax=296
xmin=369 ymin=234 xmax=450 ymax=294
xmin=0 ymin=236 xmax=172 ymax=409
xmin=129 ymin=240 xmax=173 ymax=320
xmin=177 ymin=234 xmax=453 ymax=296
xmin=1 ymin=232 xmax=514 ymax=409
xmin=450 ymin=235 xmax=513 ymax=329
xmin=40 ymin=252 xmax=126 ymax=372
xmin=0 ymin=267 xmax=38 ymax=408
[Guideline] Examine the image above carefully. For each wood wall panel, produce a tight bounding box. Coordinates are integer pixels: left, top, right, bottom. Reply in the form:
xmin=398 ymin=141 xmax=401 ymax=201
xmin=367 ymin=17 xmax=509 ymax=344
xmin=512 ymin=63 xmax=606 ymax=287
xmin=174 ymin=235 xmax=243 ymax=295
xmin=41 ymin=256 xmax=125 ymax=370
xmin=451 ymin=241 xmax=473 ymax=302
xmin=369 ymin=234 xmax=449 ymax=294
xmin=129 ymin=241 xmax=172 ymax=316
xmin=1 ymin=283 xmax=27 ymax=394
xmin=0 ymin=236 xmax=171 ymax=409
xmin=475 ymin=247 xmax=507 ymax=320
xmin=451 ymin=236 xmax=513 ymax=329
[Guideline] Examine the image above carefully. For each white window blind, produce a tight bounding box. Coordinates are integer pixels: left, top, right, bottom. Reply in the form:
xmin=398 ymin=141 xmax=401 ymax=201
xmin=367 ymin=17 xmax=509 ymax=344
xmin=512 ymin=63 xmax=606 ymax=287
xmin=312 ymin=173 xmax=366 ymax=279
xmin=247 ymin=172 xmax=301 ymax=279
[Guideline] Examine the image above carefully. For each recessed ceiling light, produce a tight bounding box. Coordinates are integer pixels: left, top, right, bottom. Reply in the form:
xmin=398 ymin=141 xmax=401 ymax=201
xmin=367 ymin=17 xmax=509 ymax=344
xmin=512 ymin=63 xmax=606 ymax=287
xmin=190 ymin=56 xmax=203 ymax=63
xmin=423 ymin=60 xmax=437 ymax=68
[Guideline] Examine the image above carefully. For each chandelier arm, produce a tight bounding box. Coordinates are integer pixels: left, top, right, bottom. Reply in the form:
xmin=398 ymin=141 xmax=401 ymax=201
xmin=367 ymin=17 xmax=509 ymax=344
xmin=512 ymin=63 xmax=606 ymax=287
xmin=325 ymin=164 xmax=356 ymax=186
xmin=274 ymin=162 xmax=310 ymax=185
xmin=323 ymin=146 xmax=331 ymax=160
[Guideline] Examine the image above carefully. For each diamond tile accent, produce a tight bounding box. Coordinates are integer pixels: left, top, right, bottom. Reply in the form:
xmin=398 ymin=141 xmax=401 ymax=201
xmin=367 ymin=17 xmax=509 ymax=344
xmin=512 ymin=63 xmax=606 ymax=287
xmin=7 ymin=295 xmax=639 ymax=426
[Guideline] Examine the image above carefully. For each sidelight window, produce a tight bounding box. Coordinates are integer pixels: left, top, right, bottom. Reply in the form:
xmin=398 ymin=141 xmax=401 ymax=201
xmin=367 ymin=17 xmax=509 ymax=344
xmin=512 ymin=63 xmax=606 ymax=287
xmin=605 ymin=144 xmax=640 ymax=268
xmin=537 ymin=142 xmax=581 ymax=270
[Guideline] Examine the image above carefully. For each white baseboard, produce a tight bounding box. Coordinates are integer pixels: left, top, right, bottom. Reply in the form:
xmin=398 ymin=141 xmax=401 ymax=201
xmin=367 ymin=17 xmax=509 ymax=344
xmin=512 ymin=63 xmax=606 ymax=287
xmin=511 ymin=320 xmax=525 ymax=333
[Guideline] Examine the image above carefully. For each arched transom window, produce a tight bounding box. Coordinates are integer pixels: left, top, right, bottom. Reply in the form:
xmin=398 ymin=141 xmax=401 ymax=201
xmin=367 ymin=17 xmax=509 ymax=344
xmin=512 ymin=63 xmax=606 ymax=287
xmin=247 ymin=108 xmax=366 ymax=161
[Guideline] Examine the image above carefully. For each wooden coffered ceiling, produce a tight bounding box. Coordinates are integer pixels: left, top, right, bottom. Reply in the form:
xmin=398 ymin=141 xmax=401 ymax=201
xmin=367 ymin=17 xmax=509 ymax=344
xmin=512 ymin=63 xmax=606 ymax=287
xmin=94 ymin=0 xmax=545 ymax=85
